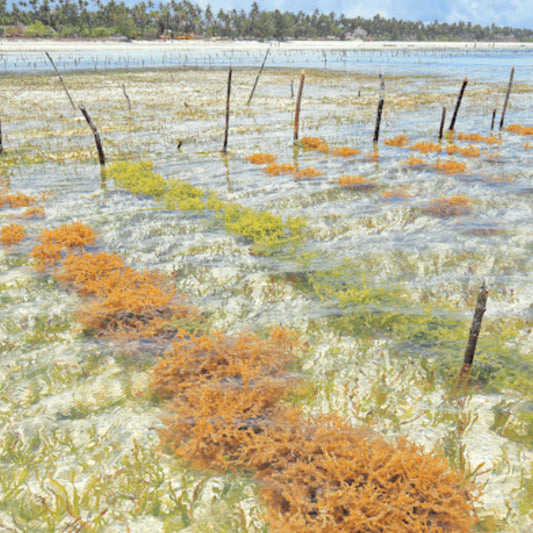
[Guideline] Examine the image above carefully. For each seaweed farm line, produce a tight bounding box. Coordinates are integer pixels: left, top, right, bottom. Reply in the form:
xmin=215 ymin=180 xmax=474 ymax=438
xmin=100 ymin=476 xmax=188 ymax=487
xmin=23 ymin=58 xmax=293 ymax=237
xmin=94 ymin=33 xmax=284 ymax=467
xmin=1 ymin=39 xmax=533 ymax=81
xmin=0 ymin=47 xmax=532 ymax=531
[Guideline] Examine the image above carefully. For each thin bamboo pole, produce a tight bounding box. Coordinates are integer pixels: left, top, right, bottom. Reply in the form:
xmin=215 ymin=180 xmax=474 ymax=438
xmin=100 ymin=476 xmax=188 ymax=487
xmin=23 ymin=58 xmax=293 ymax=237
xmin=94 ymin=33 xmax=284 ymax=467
xmin=491 ymin=108 xmax=497 ymax=132
xmin=448 ymin=77 xmax=468 ymax=132
xmin=45 ymin=51 xmax=77 ymax=111
xmin=499 ymin=67 xmax=515 ymax=131
xmin=373 ymin=97 xmax=384 ymax=144
xmin=247 ymin=47 xmax=270 ymax=106
xmin=438 ymin=107 xmax=446 ymax=142
xmin=222 ymin=67 xmax=232 ymax=153
xmin=293 ymin=71 xmax=305 ymax=142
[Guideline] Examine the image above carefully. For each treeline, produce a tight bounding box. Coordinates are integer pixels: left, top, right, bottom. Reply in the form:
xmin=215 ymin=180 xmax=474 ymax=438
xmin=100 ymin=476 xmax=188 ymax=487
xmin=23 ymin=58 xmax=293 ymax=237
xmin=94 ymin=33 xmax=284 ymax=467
xmin=1 ymin=0 xmax=532 ymax=42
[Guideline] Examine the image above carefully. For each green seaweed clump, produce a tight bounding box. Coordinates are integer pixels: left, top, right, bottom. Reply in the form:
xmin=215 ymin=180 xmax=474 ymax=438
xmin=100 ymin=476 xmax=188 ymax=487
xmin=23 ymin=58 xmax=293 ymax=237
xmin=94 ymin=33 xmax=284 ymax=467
xmin=164 ymin=179 xmax=206 ymax=211
xmin=107 ymin=161 xmax=167 ymax=198
xmin=212 ymin=198 xmax=305 ymax=252
xmin=108 ymin=160 xmax=305 ymax=253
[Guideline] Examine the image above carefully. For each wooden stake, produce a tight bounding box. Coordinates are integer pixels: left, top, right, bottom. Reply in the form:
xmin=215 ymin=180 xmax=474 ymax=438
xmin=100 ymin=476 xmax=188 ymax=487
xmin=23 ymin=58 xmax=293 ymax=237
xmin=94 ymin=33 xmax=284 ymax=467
xmin=379 ymin=72 xmax=385 ymax=97
xmin=247 ymin=47 xmax=270 ymax=106
xmin=122 ymin=83 xmax=132 ymax=111
xmin=448 ymin=77 xmax=468 ymax=132
xmin=79 ymin=105 xmax=105 ymax=166
xmin=458 ymin=282 xmax=488 ymax=384
xmin=438 ymin=106 xmax=446 ymax=142
xmin=222 ymin=67 xmax=232 ymax=153
xmin=499 ymin=67 xmax=515 ymax=131
xmin=0 ymin=119 xmax=3 ymax=156
xmin=373 ymin=97 xmax=384 ymax=144
xmin=490 ymin=108 xmax=497 ymax=132
xmin=45 ymin=51 xmax=77 ymax=111
xmin=293 ymin=71 xmax=305 ymax=142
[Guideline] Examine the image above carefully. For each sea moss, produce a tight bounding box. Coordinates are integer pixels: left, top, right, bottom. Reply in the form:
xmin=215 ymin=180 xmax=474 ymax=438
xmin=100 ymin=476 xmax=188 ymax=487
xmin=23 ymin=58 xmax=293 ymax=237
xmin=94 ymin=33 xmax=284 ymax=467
xmin=107 ymin=160 xmax=166 ymax=198
xmin=108 ymin=160 xmax=306 ymax=253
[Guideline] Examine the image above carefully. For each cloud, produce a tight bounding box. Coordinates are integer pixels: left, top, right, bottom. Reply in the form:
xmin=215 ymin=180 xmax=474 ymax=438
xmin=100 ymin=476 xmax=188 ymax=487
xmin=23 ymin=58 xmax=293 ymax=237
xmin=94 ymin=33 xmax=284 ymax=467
xmin=194 ymin=0 xmax=533 ymax=30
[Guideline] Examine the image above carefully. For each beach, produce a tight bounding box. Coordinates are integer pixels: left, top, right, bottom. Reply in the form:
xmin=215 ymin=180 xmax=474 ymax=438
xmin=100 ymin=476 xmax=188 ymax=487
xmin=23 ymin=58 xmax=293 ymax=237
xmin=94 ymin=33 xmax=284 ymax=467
xmin=2 ymin=37 xmax=533 ymax=53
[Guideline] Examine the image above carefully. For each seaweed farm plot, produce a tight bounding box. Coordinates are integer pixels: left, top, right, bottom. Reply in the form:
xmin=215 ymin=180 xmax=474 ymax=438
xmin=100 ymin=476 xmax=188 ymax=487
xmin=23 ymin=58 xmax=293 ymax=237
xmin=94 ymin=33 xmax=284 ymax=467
xmin=0 ymin=53 xmax=533 ymax=532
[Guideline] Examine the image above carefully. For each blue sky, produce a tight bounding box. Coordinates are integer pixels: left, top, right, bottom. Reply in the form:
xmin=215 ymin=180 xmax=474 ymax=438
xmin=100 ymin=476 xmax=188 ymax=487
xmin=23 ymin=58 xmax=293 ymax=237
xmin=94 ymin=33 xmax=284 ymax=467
xmin=197 ymin=0 xmax=533 ymax=31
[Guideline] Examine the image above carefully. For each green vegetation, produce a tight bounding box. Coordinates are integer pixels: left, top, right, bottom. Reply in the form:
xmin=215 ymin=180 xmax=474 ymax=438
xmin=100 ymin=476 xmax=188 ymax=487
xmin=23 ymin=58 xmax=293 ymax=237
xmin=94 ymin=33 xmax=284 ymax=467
xmin=107 ymin=160 xmax=305 ymax=253
xmin=1 ymin=0 xmax=532 ymax=41
xmin=107 ymin=160 xmax=166 ymax=198
xmin=288 ymin=261 xmax=533 ymax=400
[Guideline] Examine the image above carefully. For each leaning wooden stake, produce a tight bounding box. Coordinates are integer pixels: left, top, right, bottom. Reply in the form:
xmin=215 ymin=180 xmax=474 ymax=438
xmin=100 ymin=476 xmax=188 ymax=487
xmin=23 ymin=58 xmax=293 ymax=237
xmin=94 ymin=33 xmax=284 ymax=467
xmin=448 ymin=77 xmax=468 ymax=132
xmin=373 ymin=97 xmax=384 ymax=144
xmin=499 ymin=67 xmax=515 ymax=131
xmin=45 ymin=51 xmax=77 ymax=111
xmin=438 ymin=107 xmax=446 ymax=142
xmin=247 ymin=47 xmax=270 ymax=106
xmin=79 ymin=105 xmax=105 ymax=166
xmin=122 ymin=83 xmax=132 ymax=111
xmin=222 ymin=67 xmax=232 ymax=153
xmin=458 ymin=282 xmax=488 ymax=385
xmin=490 ymin=108 xmax=497 ymax=132
xmin=293 ymin=71 xmax=305 ymax=141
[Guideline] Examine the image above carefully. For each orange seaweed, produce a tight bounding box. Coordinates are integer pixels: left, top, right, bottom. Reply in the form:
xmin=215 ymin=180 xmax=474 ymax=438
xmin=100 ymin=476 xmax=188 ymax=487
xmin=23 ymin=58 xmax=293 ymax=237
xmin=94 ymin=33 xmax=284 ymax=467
xmin=402 ymin=156 xmax=425 ymax=166
xmin=263 ymin=163 xmax=297 ymax=176
xmin=431 ymin=160 xmax=467 ymax=174
xmin=332 ymin=146 xmax=361 ymax=157
xmin=30 ymin=221 xmax=96 ymax=268
xmin=55 ymin=251 xmax=127 ymax=295
xmin=337 ymin=175 xmax=376 ymax=190
xmin=294 ymin=168 xmax=323 ymax=180
xmin=384 ymin=134 xmax=409 ymax=147
xmin=300 ymin=137 xmax=330 ymax=153
xmin=246 ymin=153 xmax=277 ymax=165
xmin=457 ymin=132 xmax=501 ymax=145
xmin=0 ymin=191 xmax=37 ymax=209
xmin=152 ymin=320 xmax=477 ymax=532
xmin=23 ymin=206 xmax=45 ymax=218
xmin=53 ymin=248 xmax=196 ymax=339
xmin=408 ymin=141 xmax=442 ymax=154
xmin=445 ymin=144 xmax=481 ymax=157
xmin=0 ymin=222 xmax=25 ymax=245
xmin=427 ymin=194 xmax=473 ymax=217
xmin=250 ymin=411 xmax=477 ymax=533
xmin=506 ymin=124 xmax=533 ymax=136
xmin=78 ymin=267 xmax=193 ymax=338
xmin=153 ymin=327 xmax=301 ymax=465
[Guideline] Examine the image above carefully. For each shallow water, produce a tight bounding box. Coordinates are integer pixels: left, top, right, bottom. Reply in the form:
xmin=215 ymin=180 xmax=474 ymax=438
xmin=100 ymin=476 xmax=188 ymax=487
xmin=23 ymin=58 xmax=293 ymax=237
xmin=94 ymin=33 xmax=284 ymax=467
xmin=1 ymin=41 xmax=533 ymax=83
xmin=0 ymin=51 xmax=532 ymax=530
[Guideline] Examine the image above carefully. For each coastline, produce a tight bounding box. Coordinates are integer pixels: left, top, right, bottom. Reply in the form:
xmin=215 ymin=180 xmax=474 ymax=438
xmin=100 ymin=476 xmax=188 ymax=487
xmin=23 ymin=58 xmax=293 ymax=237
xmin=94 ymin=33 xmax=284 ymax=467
xmin=2 ymin=38 xmax=533 ymax=53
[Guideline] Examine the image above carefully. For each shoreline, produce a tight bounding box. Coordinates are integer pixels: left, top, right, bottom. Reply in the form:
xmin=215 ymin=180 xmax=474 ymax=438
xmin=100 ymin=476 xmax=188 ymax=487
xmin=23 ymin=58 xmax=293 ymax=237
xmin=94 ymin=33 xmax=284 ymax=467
xmin=2 ymin=38 xmax=533 ymax=53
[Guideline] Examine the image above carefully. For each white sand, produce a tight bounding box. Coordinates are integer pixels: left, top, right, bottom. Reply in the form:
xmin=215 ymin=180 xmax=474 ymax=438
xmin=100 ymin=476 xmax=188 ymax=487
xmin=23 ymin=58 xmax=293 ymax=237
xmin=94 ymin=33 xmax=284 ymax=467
xmin=1 ymin=38 xmax=533 ymax=53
